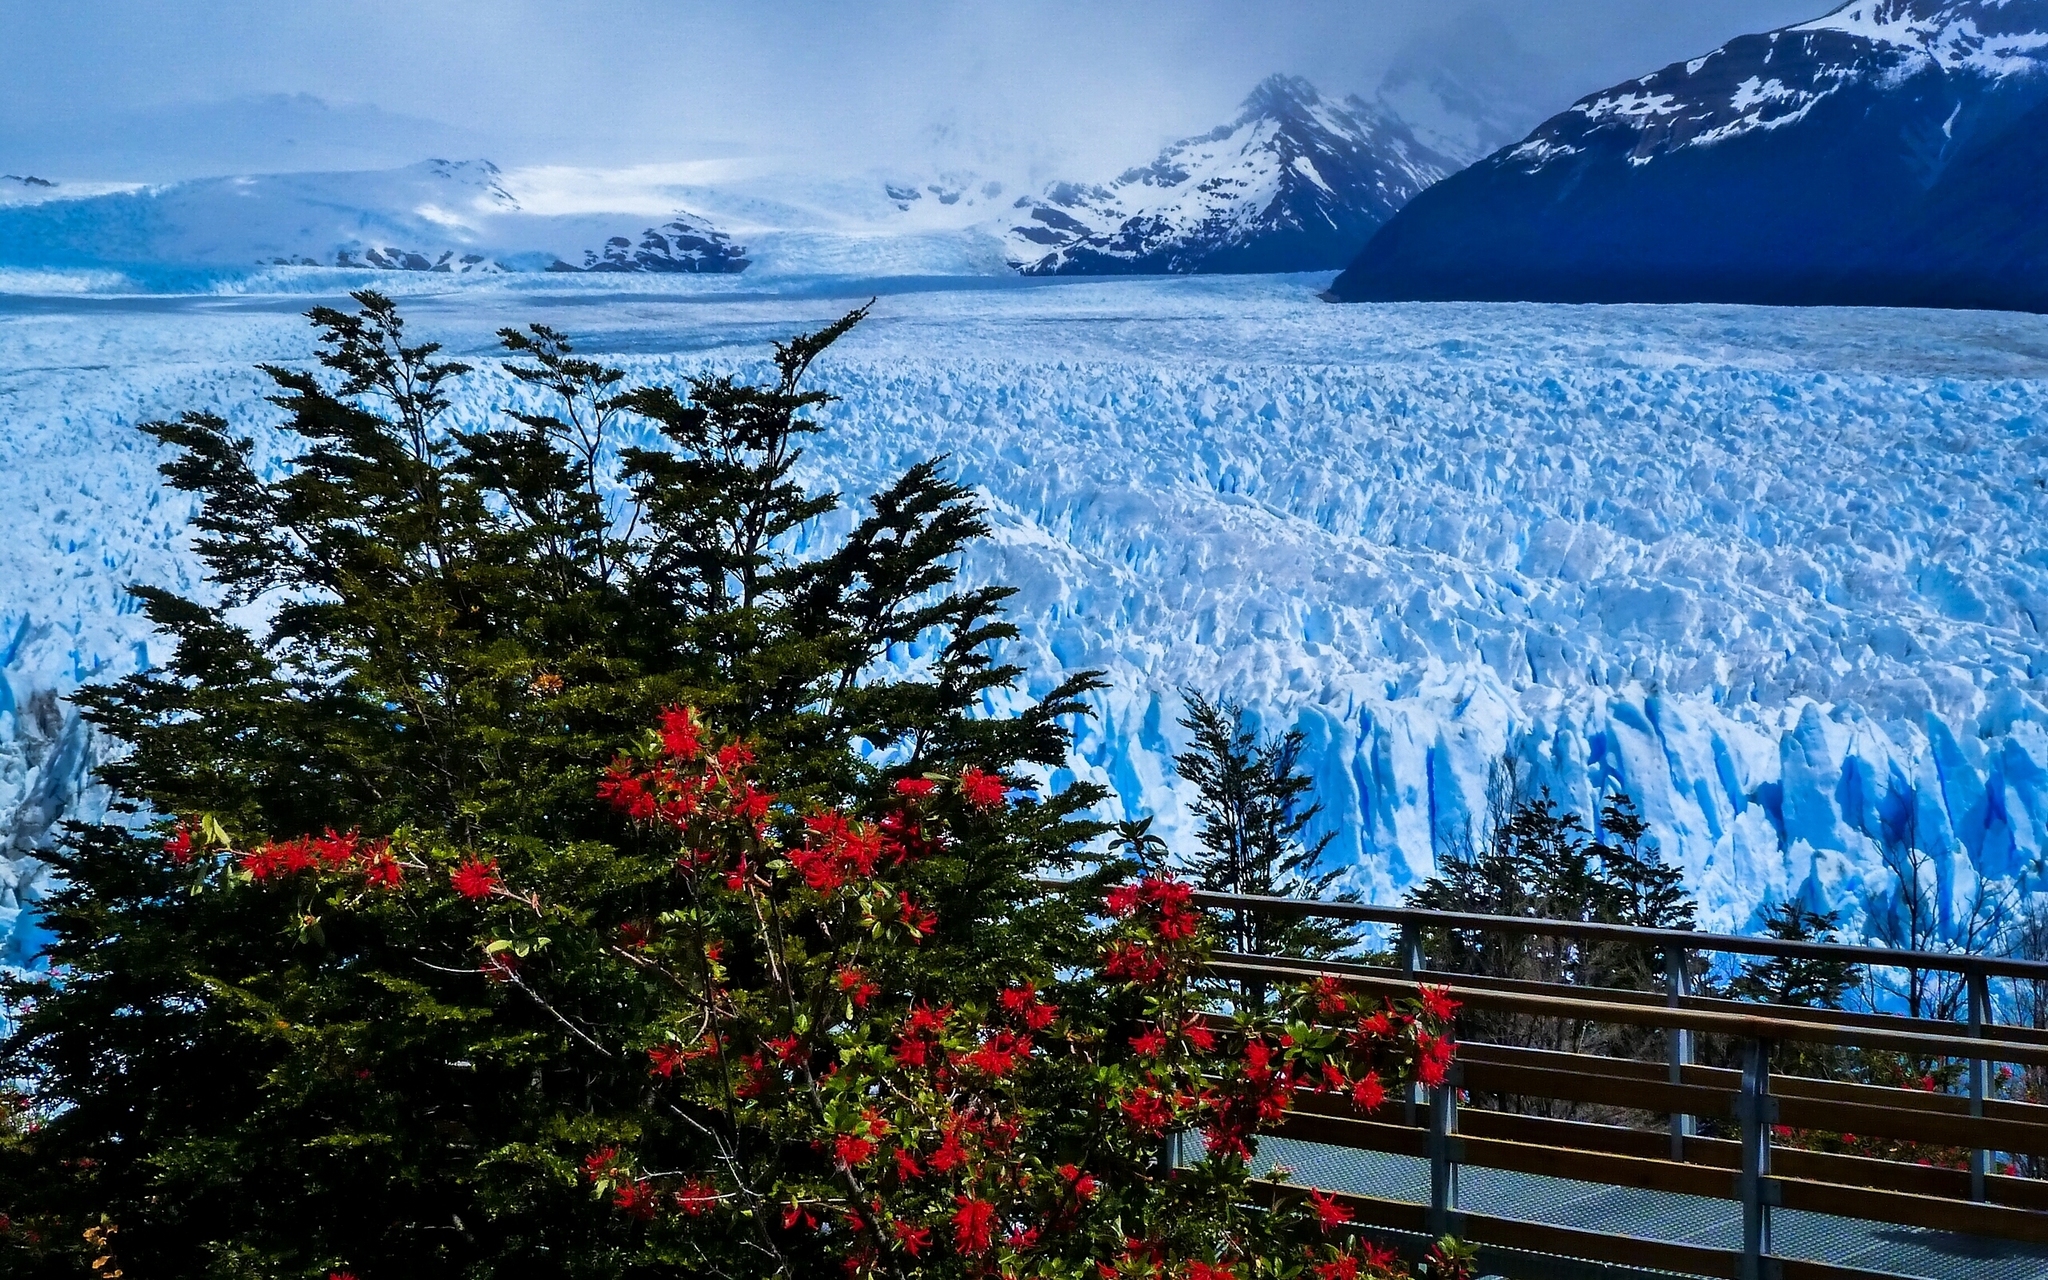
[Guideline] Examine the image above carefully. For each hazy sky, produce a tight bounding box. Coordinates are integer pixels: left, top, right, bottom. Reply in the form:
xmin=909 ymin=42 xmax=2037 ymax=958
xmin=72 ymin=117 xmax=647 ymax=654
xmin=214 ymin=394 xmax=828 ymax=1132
xmin=3 ymin=1 xmax=1835 ymax=181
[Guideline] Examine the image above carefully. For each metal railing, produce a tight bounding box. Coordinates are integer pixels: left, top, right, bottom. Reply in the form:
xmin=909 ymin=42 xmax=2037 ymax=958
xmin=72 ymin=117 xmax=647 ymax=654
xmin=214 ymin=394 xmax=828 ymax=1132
xmin=1048 ymin=881 xmax=2048 ymax=1280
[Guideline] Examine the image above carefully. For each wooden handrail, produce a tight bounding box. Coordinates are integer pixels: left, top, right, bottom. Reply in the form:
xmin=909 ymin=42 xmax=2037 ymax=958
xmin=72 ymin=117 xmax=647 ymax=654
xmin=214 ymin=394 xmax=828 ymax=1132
xmin=1206 ymin=955 xmax=2048 ymax=1067
xmin=1162 ymin=885 xmax=2048 ymax=982
xmin=1229 ymin=951 xmax=2048 ymax=1048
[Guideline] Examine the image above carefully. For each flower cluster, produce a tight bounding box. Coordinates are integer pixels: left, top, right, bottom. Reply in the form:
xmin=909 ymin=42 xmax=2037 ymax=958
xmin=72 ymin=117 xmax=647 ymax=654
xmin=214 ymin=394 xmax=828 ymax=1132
xmin=233 ymin=828 xmax=402 ymax=887
xmin=578 ymin=711 xmax=1455 ymax=1276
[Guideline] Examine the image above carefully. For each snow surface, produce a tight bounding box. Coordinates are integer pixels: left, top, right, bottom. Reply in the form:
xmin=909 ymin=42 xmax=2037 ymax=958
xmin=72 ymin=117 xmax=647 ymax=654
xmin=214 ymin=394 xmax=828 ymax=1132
xmin=3 ymin=273 xmax=2048 ymax=966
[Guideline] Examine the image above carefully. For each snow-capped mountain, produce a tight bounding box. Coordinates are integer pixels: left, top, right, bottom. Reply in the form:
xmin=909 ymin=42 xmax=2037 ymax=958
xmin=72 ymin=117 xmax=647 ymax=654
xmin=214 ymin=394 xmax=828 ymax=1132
xmin=1006 ymin=75 xmax=1458 ymax=276
xmin=0 ymin=159 xmax=749 ymax=276
xmin=1331 ymin=0 xmax=2048 ymax=311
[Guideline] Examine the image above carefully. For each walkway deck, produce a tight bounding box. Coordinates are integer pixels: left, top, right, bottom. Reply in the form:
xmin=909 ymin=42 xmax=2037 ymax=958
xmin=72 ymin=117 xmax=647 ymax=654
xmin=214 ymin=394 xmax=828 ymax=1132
xmin=1254 ymin=1137 xmax=2048 ymax=1280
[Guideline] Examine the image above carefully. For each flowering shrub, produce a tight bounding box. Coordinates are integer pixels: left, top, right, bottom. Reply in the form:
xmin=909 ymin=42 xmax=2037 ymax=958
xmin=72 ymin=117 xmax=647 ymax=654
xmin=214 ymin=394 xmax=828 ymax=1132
xmin=84 ymin=707 xmax=1462 ymax=1278
xmin=261 ymin=707 xmax=1451 ymax=1277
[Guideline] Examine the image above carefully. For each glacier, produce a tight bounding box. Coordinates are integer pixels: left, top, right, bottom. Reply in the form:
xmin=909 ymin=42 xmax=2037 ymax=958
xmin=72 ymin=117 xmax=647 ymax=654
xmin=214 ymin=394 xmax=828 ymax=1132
xmin=2 ymin=272 xmax=2046 ymax=965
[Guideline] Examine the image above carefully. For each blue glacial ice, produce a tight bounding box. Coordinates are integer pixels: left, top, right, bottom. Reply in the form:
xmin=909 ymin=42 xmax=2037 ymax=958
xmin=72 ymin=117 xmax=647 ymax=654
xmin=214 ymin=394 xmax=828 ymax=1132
xmin=1 ymin=272 xmax=2045 ymax=958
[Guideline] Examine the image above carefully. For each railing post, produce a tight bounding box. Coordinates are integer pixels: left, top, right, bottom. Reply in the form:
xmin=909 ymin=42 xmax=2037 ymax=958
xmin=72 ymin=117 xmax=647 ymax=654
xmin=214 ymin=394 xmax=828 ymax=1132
xmin=1667 ymin=945 xmax=1695 ymax=1161
xmin=1398 ymin=921 xmax=1423 ymax=978
xmin=1968 ymin=968 xmax=1992 ymax=1201
xmin=1428 ymin=1066 xmax=1460 ymax=1238
xmin=1401 ymin=921 xmax=1424 ymax=1125
xmin=1738 ymin=1037 xmax=1774 ymax=1280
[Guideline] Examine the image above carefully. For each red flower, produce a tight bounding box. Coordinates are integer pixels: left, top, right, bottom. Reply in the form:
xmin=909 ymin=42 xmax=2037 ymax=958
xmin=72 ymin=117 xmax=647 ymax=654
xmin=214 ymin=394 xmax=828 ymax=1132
xmin=1308 ymin=1188 xmax=1353 ymax=1232
xmin=327 ymin=1273 xmax=360 ymax=1280
xmin=1103 ymin=940 xmax=1167 ymax=985
xmin=1314 ymin=1256 xmax=1360 ymax=1280
xmin=480 ymin=951 xmax=520 ymax=983
xmin=894 ymin=777 xmax=939 ymax=799
xmin=1001 ymin=982 xmax=1057 ymax=1030
xmin=1105 ymin=883 xmax=1142 ymax=916
xmin=313 ymin=828 xmax=358 ymax=869
xmin=612 ymin=1180 xmax=660 ymax=1221
xmin=893 ymin=1036 xmax=930 ymax=1068
xmin=765 ymin=1034 xmax=803 ymax=1063
xmin=1242 ymin=1039 xmax=1276 ymax=1084
xmin=951 ymin=1196 xmax=995 ymax=1255
xmin=1361 ymin=1243 xmax=1402 ymax=1273
xmin=1189 ymin=1262 xmax=1237 ymax=1280
xmin=896 ymin=890 xmax=938 ymax=937
xmin=834 ymin=1133 xmax=876 ymax=1168
xmin=960 ymin=1029 xmax=1028 ymax=1077
xmin=1129 ymin=1027 xmax=1168 ymax=1058
xmin=164 ymin=826 xmax=194 ymax=864
xmin=647 ymin=1045 xmax=685 ymax=1078
xmin=1351 ymin=1071 xmax=1386 ymax=1112
xmin=239 ymin=841 xmax=285 ymax=881
xmin=676 ymin=1178 xmax=718 ymax=1215
xmin=1415 ymin=1032 xmax=1454 ymax=1088
xmin=893 ymin=1146 xmax=924 ymax=1180
xmin=929 ymin=1128 xmax=967 ymax=1174
xmin=1182 ymin=1018 xmax=1217 ymax=1051
xmin=781 ymin=1202 xmax=819 ymax=1232
xmin=1120 ymin=1087 xmax=1173 ymax=1133
xmin=836 ymin=967 xmax=879 ymax=1008
xmin=450 ymin=856 xmax=499 ymax=900
xmin=583 ymin=1146 xmax=621 ymax=1181
xmin=958 ymin=767 xmax=1008 ymax=809
xmin=1059 ymin=1163 xmax=1099 ymax=1199
xmin=1419 ymin=985 xmax=1461 ymax=1023
xmin=658 ymin=705 xmax=703 ymax=760
xmin=892 ymin=1219 xmax=932 ymax=1256
xmin=361 ymin=848 xmax=403 ymax=888
xmin=597 ymin=758 xmax=654 ymax=819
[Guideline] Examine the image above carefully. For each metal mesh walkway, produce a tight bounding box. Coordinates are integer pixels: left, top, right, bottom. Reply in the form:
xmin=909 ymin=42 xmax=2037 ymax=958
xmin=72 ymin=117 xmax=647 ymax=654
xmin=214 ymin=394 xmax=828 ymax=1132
xmin=1251 ymin=1136 xmax=2048 ymax=1280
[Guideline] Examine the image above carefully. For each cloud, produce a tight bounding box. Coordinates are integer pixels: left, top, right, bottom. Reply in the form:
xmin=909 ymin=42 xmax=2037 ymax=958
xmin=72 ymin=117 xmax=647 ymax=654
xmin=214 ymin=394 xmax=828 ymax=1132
xmin=2 ymin=0 xmax=1832 ymax=182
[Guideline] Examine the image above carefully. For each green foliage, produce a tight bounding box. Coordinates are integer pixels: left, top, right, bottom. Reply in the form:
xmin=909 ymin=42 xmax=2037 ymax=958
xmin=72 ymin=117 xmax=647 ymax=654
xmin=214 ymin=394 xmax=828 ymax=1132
xmin=1724 ymin=900 xmax=1861 ymax=1011
xmin=1407 ymin=781 xmax=1698 ymax=1082
xmin=0 ymin=293 xmax=1109 ymax=1277
xmin=1171 ymin=694 xmax=1355 ymax=1010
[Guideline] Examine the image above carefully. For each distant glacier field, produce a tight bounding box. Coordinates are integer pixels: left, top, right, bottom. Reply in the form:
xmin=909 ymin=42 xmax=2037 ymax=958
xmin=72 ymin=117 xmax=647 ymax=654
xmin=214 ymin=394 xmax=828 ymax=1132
xmin=4 ymin=271 xmax=2047 ymax=961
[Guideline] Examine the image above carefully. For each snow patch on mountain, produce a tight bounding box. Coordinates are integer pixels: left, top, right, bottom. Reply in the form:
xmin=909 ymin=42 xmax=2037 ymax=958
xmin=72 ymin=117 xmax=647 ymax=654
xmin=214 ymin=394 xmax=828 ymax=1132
xmin=1799 ymin=0 xmax=2048 ymax=73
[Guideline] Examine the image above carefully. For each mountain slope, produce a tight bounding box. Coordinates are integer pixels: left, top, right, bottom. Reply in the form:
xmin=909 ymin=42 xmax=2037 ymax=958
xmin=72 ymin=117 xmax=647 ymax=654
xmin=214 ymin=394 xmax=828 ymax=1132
xmin=1330 ymin=0 xmax=2048 ymax=311
xmin=0 ymin=159 xmax=749 ymax=276
xmin=1007 ymin=75 xmax=1457 ymax=276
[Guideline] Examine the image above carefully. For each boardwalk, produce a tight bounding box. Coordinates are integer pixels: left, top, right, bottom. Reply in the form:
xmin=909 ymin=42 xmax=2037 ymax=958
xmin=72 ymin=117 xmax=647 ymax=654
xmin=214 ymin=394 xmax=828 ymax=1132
xmin=1253 ymin=1137 xmax=2048 ymax=1280
xmin=1163 ymin=888 xmax=2048 ymax=1280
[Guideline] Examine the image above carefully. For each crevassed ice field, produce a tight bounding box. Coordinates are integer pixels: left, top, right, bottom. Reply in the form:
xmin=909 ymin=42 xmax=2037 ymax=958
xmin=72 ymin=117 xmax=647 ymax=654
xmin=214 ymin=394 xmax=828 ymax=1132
xmin=4 ymin=271 xmax=2047 ymax=962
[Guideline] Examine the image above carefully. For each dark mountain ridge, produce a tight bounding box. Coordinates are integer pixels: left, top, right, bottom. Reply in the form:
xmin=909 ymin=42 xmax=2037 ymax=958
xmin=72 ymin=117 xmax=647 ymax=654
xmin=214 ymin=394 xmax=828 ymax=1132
xmin=1330 ymin=1 xmax=2048 ymax=312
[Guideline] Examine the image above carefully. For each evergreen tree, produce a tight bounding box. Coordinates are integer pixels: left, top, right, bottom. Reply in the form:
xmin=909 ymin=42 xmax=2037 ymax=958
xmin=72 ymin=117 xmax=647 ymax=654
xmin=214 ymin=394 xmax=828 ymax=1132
xmin=1725 ymin=900 xmax=1861 ymax=1011
xmin=1172 ymin=693 xmax=1353 ymax=1009
xmin=1719 ymin=899 xmax=1862 ymax=1081
xmin=1408 ymin=782 xmax=1698 ymax=1080
xmin=0 ymin=293 xmax=1108 ymax=1278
